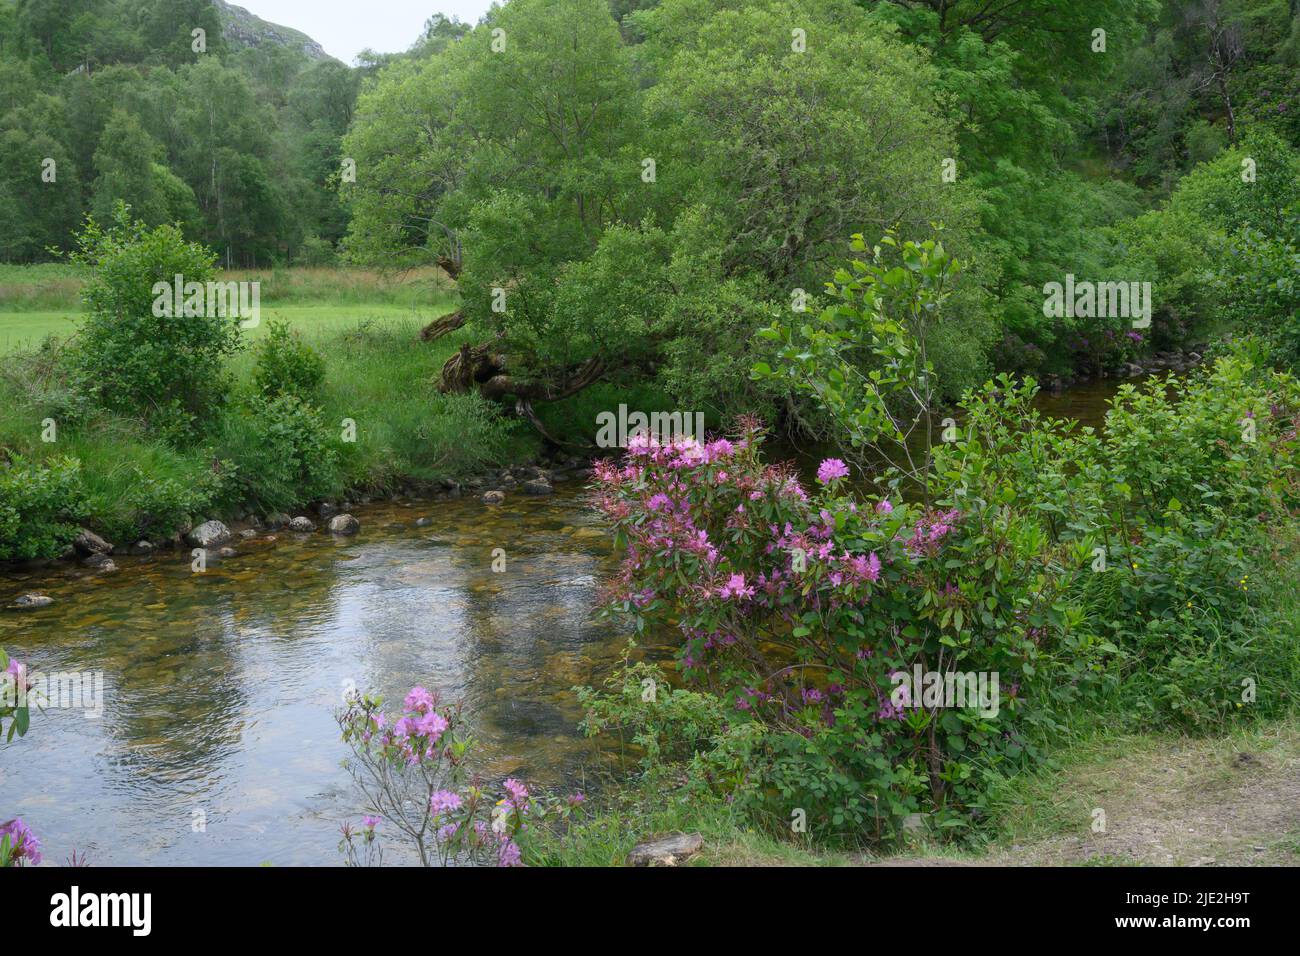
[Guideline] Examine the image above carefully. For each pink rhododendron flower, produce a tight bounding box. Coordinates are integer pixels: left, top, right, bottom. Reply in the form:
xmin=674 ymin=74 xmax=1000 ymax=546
xmin=404 ymin=686 xmax=435 ymax=714
xmin=816 ymin=458 xmax=850 ymax=484
xmin=718 ymin=573 xmax=755 ymax=601
xmin=430 ymin=790 xmax=463 ymax=816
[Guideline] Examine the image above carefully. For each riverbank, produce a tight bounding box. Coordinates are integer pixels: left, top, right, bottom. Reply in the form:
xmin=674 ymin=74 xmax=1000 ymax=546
xmin=0 ymin=315 xmax=556 ymax=567
xmin=535 ymin=715 xmax=1300 ymax=867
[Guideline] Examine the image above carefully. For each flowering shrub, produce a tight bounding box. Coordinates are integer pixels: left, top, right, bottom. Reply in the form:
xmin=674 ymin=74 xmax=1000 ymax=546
xmin=590 ymin=425 xmax=1087 ymax=842
xmin=2 ymin=649 xmax=39 ymax=868
xmin=337 ymin=686 xmax=584 ymax=866
xmin=0 ymin=649 xmax=32 ymax=742
xmin=0 ymin=817 xmax=41 ymax=867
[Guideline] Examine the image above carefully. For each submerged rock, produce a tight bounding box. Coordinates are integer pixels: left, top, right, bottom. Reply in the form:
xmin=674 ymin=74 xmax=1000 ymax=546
xmin=328 ymin=514 xmax=360 ymax=535
xmin=522 ymin=478 xmax=554 ymax=496
xmin=482 ymin=491 xmax=506 ymax=505
xmin=185 ymin=520 xmax=232 ymax=549
xmin=289 ymin=516 xmax=316 ymax=533
xmin=626 ymin=832 xmax=704 ymax=867
xmin=9 ymin=592 xmax=54 ymax=610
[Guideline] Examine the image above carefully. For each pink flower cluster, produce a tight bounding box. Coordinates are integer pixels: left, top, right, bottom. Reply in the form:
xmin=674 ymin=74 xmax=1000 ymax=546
xmin=905 ymin=509 xmax=961 ymax=555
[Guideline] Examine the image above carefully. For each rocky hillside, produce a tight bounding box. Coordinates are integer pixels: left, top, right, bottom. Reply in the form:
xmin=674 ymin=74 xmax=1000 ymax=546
xmin=215 ymin=0 xmax=334 ymax=61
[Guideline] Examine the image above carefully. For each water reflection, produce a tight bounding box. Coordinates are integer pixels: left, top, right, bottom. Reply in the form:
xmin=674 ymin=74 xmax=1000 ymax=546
xmin=0 ymin=487 xmax=633 ymax=865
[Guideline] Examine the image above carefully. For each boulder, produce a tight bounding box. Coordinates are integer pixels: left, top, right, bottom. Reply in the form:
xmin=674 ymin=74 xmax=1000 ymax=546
xmin=289 ymin=516 xmax=316 ymax=533
xmin=328 ymin=514 xmax=360 ymax=535
xmin=131 ymin=540 xmax=155 ymax=556
xmin=265 ymin=513 xmax=291 ymax=530
xmin=185 ymin=520 xmax=232 ymax=549
xmin=482 ymin=491 xmax=506 ymax=505
xmin=9 ymin=592 xmax=53 ymax=610
xmin=626 ymin=832 xmax=704 ymax=867
xmin=73 ymin=528 xmax=113 ymax=558
xmin=522 ymin=478 xmax=554 ymax=496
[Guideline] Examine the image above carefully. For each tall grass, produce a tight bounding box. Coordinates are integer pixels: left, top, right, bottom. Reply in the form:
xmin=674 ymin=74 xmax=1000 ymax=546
xmin=0 ymin=317 xmax=536 ymax=545
xmin=0 ymin=263 xmax=456 ymax=312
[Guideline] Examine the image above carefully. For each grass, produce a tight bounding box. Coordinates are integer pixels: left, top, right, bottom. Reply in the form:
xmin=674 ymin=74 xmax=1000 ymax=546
xmin=528 ymin=773 xmax=858 ymax=867
xmin=536 ymin=713 xmax=1300 ymax=867
xmin=0 ymin=262 xmax=500 ymax=539
xmin=0 ymin=263 xmax=459 ymax=354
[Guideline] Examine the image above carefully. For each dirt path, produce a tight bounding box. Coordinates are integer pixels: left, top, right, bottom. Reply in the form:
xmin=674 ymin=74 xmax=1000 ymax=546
xmin=866 ymin=723 xmax=1300 ymax=867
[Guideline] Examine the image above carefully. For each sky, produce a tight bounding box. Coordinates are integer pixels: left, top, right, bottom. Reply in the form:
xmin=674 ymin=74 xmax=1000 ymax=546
xmin=236 ymin=0 xmax=497 ymax=64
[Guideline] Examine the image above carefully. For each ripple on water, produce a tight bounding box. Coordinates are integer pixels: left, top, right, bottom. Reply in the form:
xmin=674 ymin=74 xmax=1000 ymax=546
xmin=0 ymin=486 xmax=640 ymax=865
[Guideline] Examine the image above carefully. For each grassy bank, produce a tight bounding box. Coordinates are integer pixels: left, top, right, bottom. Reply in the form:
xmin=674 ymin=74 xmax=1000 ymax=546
xmin=537 ymin=714 xmax=1300 ymax=867
xmin=0 ymin=311 xmax=537 ymax=553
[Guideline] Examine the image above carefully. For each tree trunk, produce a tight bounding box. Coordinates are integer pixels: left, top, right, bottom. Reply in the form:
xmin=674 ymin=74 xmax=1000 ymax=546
xmin=419 ymin=310 xmax=466 ymax=342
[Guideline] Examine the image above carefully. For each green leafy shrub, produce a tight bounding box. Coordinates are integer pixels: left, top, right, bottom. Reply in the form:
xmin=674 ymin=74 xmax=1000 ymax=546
xmin=69 ymin=204 xmax=242 ymax=433
xmin=212 ymin=394 xmax=341 ymax=513
xmin=942 ymin=348 xmax=1300 ymax=730
xmin=252 ymin=319 xmax=326 ymax=399
xmin=79 ymin=458 xmax=223 ymax=545
xmin=576 ymin=655 xmax=728 ymax=773
xmin=0 ymin=455 xmax=84 ymax=561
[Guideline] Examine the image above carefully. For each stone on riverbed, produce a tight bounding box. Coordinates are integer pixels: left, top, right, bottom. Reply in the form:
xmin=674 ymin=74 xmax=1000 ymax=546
xmin=482 ymin=491 xmax=506 ymax=505
xmin=8 ymin=592 xmax=54 ymax=610
xmin=522 ymin=478 xmax=553 ymax=496
xmin=289 ymin=516 xmax=316 ymax=533
xmin=185 ymin=520 xmax=232 ymax=549
xmin=328 ymin=514 xmax=360 ymax=535
xmin=625 ymin=832 xmax=704 ymax=867
xmin=81 ymin=553 xmax=117 ymax=572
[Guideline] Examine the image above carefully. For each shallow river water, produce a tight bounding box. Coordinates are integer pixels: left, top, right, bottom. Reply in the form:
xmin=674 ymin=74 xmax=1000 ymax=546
xmin=0 ymin=486 xmax=634 ymax=865
xmin=0 ymin=379 xmax=1125 ymax=865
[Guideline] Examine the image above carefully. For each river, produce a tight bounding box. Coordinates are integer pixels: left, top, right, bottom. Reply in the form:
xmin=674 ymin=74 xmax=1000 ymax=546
xmin=0 ymin=378 xmax=1124 ymax=865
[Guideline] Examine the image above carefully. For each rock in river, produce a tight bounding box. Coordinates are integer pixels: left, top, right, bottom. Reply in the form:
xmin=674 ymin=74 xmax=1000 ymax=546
xmin=482 ymin=491 xmax=506 ymax=505
xmin=289 ymin=516 xmax=316 ymax=533
xmin=73 ymin=528 xmax=113 ymax=557
xmin=522 ymin=478 xmax=554 ymax=496
xmin=185 ymin=520 xmax=232 ymax=549
xmin=9 ymin=592 xmax=54 ymax=610
xmin=328 ymin=514 xmax=360 ymax=535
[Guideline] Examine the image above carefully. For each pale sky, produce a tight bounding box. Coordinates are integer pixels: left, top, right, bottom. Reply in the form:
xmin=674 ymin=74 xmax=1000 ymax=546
xmin=235 ymin=0 xmax=497 ymax=64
